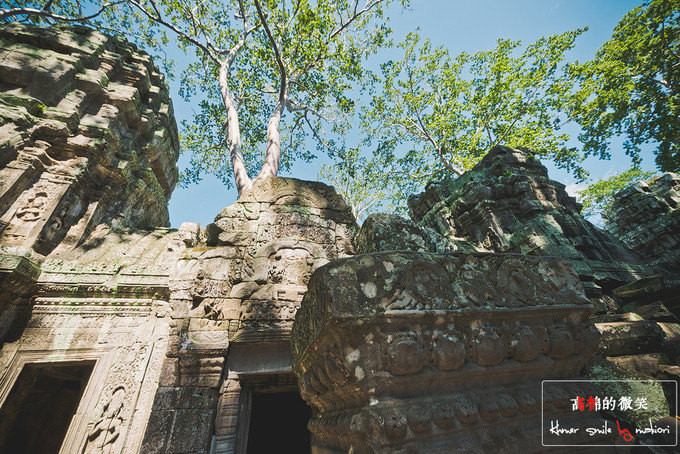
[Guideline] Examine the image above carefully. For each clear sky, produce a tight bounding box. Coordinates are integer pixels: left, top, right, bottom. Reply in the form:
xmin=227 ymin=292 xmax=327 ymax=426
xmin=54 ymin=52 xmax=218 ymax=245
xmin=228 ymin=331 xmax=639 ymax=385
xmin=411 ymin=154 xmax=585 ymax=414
xmin=167 ymin=0 xmax=649 ymax=228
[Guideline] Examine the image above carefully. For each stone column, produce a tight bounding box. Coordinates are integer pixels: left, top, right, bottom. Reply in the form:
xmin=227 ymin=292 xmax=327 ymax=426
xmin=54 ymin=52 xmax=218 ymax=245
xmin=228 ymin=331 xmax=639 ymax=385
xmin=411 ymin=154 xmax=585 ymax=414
xmin=291 ymin=251 xmax=616 ymax=453
xmin=0 ymin=247 xmax=41 ymax=345
xmin=211 ymin=373 xmax=245 ymax=454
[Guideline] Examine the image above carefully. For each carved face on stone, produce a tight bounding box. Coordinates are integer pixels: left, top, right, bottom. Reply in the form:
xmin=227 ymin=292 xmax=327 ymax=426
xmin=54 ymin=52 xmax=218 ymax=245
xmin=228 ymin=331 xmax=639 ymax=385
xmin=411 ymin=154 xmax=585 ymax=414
xmin=268 ymin=247 xmax=314 ymax=285
xmin=106 ymin=387 xmax=126 ymax=417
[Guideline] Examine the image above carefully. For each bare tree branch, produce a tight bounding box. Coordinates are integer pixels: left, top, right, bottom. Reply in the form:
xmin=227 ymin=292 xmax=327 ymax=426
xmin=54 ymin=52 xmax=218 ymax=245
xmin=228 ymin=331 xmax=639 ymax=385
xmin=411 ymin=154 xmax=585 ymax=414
xmin=492 ymin=83 xmax=543 ymax=146
xmin=127 ymin=0 xmax=221 ymax=64
xmin=254 ymin=0 xmax=287 ymax=105
xmin=285 ymin=113 xmax=306 ymax=150
xmin=330 ymin=0 xmax=383 ymax=40
xmin=403 ymin=57 xmax=464 ymax=176
xmin=304 ymin=113 xmax=342 ymax=154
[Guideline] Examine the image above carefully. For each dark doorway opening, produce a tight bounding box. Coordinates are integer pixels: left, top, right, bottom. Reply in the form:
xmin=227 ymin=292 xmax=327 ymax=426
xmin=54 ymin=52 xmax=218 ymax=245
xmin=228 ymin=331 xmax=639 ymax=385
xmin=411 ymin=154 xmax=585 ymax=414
xmin=246 ymin=391 xmax=311 ymax=454
xmin=0 ymin=362 xmax=94 ymax=454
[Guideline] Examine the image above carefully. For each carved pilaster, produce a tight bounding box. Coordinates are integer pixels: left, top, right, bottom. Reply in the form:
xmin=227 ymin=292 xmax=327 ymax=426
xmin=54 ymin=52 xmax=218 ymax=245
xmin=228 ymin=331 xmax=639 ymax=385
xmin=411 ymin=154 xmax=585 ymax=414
xmin=212 ymin=374 xmax=245 ymax=454
xmin=0 ymin=246 xmax=41 ymax=345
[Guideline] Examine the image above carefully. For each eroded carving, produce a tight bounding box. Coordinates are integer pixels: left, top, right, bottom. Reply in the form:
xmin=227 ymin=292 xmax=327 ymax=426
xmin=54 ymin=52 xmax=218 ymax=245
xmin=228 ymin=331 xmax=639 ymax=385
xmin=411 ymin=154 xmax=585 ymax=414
xmin=83 ymin=387 xmax=126 ymax=454
xmin=292 ymin=251 xmax=610 ymax=453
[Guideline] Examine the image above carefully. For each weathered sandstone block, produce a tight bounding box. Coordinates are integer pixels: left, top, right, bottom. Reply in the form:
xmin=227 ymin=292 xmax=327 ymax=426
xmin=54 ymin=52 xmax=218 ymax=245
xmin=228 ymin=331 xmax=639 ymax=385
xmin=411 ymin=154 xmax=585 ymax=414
xmin=292 ymin=251 xmax=613 ymax=453
xmin=0 ymin=23 xmax=179 ymax=256
xmin=605 ymin=172 xmax=680 ymax=277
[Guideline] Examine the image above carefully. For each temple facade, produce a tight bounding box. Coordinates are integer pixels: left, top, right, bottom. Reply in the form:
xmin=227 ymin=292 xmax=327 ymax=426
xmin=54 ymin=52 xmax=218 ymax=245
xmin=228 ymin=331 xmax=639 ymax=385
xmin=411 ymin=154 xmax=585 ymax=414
xmin=0 ymin=23 xmax=677 ymax=453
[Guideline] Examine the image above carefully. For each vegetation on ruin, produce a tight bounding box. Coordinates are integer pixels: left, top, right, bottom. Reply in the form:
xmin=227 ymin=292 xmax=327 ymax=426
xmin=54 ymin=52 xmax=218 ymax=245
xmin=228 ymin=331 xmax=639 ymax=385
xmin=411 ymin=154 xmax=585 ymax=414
xmin=324 ymin=28 xmax=588 ymax=216
xmin=578 ymin=167 xmax=656 ymax=220
xmin=321 ymin=0 xmax=678 ymax=219
xmin=1 ymin=0 xmax=401 ymax=197
xmin=2 ymin=0 xmax=678 ymax=222
xmin=568 ymin=0 xmax=680 ymax=175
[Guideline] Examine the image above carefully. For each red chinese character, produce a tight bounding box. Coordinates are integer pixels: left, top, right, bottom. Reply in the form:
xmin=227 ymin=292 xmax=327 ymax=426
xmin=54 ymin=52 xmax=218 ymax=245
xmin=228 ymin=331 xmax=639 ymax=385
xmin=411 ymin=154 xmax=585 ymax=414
xmin=571 ymin=396 xmax=585 ymax=411
xmin=586 ymin=396 xmax=597 ymax=411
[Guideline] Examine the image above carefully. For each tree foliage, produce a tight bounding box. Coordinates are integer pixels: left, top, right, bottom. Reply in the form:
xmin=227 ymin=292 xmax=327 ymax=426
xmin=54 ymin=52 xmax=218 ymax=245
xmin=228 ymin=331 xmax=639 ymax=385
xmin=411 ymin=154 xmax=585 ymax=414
xmin=176 ymin=0 xmax=395 ymax=195
xmin=318 ymin=147 xmax=393 ymax=222
xmin=2 ymin=0 xmax=397 ymax=195
xmin=332 ymin=29 xmax=587 ymax=213
xmin=569 ymin=0 xmax=680 ymax=173
xmin=577 ymin=167 xmax=656 ymax=220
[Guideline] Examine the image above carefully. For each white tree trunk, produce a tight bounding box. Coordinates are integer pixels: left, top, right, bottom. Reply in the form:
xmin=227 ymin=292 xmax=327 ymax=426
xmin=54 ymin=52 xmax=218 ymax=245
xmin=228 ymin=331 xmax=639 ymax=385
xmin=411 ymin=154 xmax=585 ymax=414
xmin=219 ymin=61 xmax=253 ymax=195
xmin=254 ymin=101 xmax=284 ymax=183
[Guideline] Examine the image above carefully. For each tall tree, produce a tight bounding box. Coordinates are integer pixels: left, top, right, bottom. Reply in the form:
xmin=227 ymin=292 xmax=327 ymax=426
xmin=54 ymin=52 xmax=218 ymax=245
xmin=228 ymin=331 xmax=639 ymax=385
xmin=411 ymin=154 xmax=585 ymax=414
xmin=569 ymin=0 xmax=679 ymax=173
xmin=1 ymin=0 xmax=396 ymax=195
xmin=328 ymin=29 xmax=587 ymax=214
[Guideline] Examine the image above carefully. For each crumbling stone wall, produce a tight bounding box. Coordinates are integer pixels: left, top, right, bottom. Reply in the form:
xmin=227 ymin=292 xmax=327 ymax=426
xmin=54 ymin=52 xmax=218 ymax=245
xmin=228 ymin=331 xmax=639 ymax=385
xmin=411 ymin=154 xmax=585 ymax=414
xmin=402 ymin=146 xmax=679 ymax=443
xmin=0 ymin=22 xmax=179 ymax=257
xmin=291 ymin=251 xmax=610 ymax=453
xmin=142 ymin=177 xmax=357 ymax=454
xmin=0 ymin=226 xmax=194 ymax=453
xmin=408 ymin=146 xmax=648 ymax=297
xmin=0 ymin=24 xmax=185 ymax=454
xmin=0 ymin=29 xmax=359 ymax=451
xmin=1 ymin=22 xmax=678 ymax=454
xmin=605 ymin=172 xmax=680 ymax=277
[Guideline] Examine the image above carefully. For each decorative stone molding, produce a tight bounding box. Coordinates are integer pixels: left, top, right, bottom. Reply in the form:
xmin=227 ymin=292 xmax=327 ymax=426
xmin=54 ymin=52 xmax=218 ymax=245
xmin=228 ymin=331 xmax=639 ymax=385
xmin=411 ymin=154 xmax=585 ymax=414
xmin=292 ymin=251 xmax=614 ymax=452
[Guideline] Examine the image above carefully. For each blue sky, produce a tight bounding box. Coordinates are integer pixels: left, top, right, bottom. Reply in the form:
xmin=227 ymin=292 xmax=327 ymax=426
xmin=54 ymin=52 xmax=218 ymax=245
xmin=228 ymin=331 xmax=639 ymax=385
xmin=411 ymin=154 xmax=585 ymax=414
xmin=167 ymin=0 xmax=650 ymax=228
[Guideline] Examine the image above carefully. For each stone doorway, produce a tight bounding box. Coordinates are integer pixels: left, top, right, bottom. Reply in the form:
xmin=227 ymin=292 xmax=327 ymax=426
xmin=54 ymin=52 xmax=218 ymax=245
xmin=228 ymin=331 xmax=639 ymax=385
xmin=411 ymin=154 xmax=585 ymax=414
xmin=228 ymin=372 xmax=311 ymax=454
xmin=245 ymin=390 xmax=311 ymax=454
xmin=0 ymin=362 xmax=94 ymax=454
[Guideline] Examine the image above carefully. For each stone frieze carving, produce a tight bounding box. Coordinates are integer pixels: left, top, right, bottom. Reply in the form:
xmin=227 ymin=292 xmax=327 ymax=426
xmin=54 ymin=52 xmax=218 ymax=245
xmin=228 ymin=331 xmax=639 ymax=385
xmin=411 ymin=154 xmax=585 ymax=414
xmin=83 ymin=386 xmax=126 ymax=454
xmin=292 ymin=251 xmax=613 ymax=453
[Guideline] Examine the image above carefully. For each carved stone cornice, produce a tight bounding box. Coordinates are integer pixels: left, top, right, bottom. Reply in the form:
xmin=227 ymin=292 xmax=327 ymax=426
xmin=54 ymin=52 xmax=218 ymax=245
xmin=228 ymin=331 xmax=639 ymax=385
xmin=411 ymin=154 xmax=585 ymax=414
xmin=292 ymin=251 xmax=615 ymax=453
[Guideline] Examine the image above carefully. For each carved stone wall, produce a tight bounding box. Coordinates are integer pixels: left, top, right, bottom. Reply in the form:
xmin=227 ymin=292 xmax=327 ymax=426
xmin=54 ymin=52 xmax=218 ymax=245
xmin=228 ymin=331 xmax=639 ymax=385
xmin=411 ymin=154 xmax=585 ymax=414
xmin=408 ymin=146 xmax=649 ymax=297
xmin=0 ymin=22 xmax=179 ymax=257
xmin=0 ymin=23 xmax=187 ymax=454
xmin=405 ymin=147 xmax=680 ymax=448
xmin=0 ymin=226 xmax=196 ymax=453
xmin=1 ymin=23 xmax=678 ymax=454
xmin=291 ymin=251 xmax=613 ymax=453
xmin=141 ymin=177 xmax=357 ymax=454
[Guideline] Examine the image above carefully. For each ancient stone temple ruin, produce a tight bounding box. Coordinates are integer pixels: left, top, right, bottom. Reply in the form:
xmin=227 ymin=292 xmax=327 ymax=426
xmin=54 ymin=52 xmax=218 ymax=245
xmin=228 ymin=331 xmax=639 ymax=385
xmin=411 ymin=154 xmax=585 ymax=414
xmin=0 ymin=24 xmax=678 ymax=454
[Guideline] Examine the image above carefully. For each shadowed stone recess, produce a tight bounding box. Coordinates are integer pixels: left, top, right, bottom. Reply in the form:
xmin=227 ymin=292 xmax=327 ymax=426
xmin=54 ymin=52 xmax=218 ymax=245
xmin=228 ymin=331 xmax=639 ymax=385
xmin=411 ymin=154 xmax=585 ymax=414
xmin=0 ymin=22 xmax=179 ymax=257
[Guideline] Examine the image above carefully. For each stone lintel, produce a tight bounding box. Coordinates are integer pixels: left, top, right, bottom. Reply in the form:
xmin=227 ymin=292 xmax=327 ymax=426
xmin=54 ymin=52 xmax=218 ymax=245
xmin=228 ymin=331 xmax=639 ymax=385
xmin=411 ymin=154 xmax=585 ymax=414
xmin=227 ymin=341 xmax=292 ymax=375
